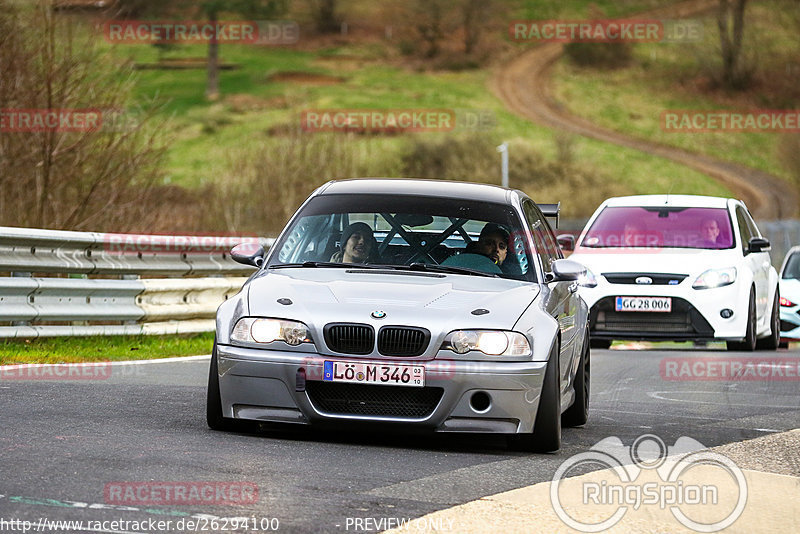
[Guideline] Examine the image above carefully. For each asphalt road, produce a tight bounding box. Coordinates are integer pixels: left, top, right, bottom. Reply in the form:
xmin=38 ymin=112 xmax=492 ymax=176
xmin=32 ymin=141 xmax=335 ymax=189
xmin=1 ymin=347 xmax=799 ymax=533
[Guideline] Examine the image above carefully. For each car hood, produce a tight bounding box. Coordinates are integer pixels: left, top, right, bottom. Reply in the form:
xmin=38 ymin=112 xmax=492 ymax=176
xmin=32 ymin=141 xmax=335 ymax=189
xmin=569 ymin=248 xmax=741 ymax=277
xmin=247 ymin=268 xmax=540 ymax=331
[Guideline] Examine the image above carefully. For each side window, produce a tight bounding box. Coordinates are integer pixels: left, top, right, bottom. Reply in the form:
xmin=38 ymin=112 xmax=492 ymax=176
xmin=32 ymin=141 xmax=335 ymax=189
xmin=542 ymin=224 xmax=564 ymax=261
xmin=735 ymin=206 xmax=753 ymax=253
xmin=523 ymin=201 xmax=553 ymax=273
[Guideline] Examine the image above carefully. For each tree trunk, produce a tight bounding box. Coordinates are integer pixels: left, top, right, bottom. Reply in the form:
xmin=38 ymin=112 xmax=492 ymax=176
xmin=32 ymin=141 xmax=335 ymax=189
xmin=717 ymin=0 xmax=748 ymax=88
xmin=206 ymin=11 xmax=220 ymax=100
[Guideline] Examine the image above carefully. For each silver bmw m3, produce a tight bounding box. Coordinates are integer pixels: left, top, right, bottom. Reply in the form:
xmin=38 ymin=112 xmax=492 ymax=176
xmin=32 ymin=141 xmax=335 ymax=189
xmin=207 ymin=179 xmax=590 ymax=451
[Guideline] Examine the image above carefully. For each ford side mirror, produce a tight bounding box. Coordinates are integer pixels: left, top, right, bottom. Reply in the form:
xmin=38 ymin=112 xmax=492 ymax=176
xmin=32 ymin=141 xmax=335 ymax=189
xmin=748 ymin=237 xmax=770 ymax=254
xmin=231 ymin=243 xmax=265 ymax=268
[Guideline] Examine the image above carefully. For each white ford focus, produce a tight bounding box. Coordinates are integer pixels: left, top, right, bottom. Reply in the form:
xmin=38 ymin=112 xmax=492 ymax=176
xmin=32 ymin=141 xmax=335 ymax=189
xmin=565 ymin=195 xmax=780 ymax=351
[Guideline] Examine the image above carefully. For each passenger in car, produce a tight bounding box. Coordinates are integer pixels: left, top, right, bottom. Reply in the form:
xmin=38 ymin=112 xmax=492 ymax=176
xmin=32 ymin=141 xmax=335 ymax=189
xmin=331 ymin=222 xmax=378 ymax=263
xmin=475 ymin=223 xmax=510 ymax=266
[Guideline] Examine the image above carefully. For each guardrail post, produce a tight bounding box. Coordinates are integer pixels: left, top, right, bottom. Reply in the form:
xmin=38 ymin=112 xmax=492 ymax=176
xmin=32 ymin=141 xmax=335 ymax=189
xmin=10 ymin=271 xmax=32 ymax=327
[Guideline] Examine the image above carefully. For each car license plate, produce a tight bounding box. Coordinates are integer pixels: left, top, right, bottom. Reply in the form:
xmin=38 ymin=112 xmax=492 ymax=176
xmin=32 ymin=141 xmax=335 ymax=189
xmin=323 ymin=361 xmax=425 ymax=387
xmin=615 ymin=296 xmax=672 ymax=312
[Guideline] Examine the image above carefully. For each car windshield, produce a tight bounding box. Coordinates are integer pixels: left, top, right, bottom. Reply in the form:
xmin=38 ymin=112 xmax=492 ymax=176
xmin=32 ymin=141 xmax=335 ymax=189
xmin=580 ymin=206 xmax=735 ymax=250
xmin=782 ymin=252 xmax=800 ymax=280
xmin=266 ymin=193 xmax=537 ymax=282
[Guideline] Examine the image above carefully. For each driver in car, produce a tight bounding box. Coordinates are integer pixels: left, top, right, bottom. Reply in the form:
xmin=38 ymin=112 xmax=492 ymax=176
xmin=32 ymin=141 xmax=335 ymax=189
xmin=331 ymin=222 xmax=378 ymax=263
xmin=475 ymin=223 xmax=509 ymax=266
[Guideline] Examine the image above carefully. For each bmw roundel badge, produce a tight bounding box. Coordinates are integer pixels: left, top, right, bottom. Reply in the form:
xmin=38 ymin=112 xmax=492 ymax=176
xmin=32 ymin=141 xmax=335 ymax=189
xmin=371 ymin=310 xmax=386 ymax=319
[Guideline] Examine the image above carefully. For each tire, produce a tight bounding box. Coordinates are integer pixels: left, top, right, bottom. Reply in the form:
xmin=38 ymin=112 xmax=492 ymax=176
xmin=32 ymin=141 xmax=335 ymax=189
xmin=508 ymin=344 xmax=561 ymax=453
xmin=207 ymin=341 xmax=249 ymax=432
xmin=779 ymin=341 xmax=789 ymax=349
xmin=756 ymin=288 xmax=780 ymax=350
xmin=590 ymin=338 xmax=612 ymax=350
xmin=562 ymin=335 xmax=589 ymax=428
xmin=727 ymin=290 xmax=756 ymax=352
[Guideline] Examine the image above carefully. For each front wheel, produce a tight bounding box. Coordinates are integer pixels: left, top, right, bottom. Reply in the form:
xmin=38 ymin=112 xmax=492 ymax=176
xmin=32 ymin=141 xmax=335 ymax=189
xmin=562 ymin=335 xmax=589 ymax=427
xmin=508 ymin=345 xmax=561 ymax=453
xmin=756 ymin=288 xmax=780 ymax=350
xmin=727 ymin=291 xmax=756 ymax=352
xmin=590 ymin=338 xmax=612 ymax=350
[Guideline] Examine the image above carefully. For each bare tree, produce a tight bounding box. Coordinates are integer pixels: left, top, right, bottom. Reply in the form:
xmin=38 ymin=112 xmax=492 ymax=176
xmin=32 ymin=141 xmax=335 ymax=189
xmin=306 ymin=0 xmax=341 ymax=34
xmin=200 ymin=1 xmax=288 ymax=100
xmin=461 ymin=0 xmax=492 ymax=55
xmin=413 ymin=0 xmax=448 ymax=58
xmin=717 ymin=0 xmax=748 ymax=88
xmin=0 ymin=1 xmax=169 ymax=231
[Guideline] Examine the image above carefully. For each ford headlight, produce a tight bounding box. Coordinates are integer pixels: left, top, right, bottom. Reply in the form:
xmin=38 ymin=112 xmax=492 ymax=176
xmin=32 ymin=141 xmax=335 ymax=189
xmin=692 ymin=267 xmax=737 ymax=289
xmin=231 ymin=317 xmax=312 ymax=345
xmin=441 ymin=330 xmax=531 ymax=356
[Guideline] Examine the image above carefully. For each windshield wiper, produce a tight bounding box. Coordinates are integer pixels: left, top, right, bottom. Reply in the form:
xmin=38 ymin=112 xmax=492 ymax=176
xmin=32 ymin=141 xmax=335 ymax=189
xmin=270 ymin=262 xmax=392 ymax=270
xmin=269 ymin=262 xmax=352 ymax=269
xmin=401 ymin=262 xmax=500 ymax=278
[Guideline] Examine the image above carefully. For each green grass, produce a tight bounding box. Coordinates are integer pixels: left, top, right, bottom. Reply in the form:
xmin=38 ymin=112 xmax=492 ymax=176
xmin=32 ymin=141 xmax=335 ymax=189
xmin=0 ymin=333 xmax=214 ymax=364
xmin=86 ymin=0 xmax=744 ymax=206
xmin=550 ymin=0 xmax=799 ymax=184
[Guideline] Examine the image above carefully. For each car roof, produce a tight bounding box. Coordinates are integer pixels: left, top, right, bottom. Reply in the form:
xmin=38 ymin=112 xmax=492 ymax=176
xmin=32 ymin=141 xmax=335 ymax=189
xmin=600 ymin=195 xmax=733 ymax=209
xmin=317 ymin=178 xmax=514 ymax=204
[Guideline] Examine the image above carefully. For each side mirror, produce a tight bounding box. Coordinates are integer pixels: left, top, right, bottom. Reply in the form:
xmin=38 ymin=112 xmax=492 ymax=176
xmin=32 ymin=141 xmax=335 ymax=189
xmin=231 ymin=243 xmax=265 ymax=268
xmin=550 ymin=259 xmax=586 ymax=282
xmin=557 ymin=234 xmax=575 ymax=251
xmin=748 ymin=237 xmax=770 ymax=254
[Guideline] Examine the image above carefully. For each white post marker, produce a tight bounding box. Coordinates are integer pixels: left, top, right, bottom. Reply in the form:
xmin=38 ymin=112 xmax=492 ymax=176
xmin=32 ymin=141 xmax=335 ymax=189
xmin=497 ymin=142 xmax=509 ymax=188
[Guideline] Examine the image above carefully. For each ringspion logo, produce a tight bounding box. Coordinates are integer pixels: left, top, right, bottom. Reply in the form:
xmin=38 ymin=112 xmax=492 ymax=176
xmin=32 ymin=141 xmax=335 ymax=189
xmin=551 ymin=434 xmax=747 ymax=532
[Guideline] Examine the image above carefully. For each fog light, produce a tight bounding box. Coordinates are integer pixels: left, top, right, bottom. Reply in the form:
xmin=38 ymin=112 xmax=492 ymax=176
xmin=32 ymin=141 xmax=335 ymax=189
xmin=720 ymin=309 xmax=733 ymax=319
xmin=470 ymin=391 xmax=491 ymax=412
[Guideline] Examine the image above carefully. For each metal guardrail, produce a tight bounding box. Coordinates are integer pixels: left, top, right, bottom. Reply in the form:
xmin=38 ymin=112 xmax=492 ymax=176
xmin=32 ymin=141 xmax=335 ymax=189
xmin=0 ymin=226 xmax=273 ymax=276
xmin=0 ymin=226 xmax=272 ymax=338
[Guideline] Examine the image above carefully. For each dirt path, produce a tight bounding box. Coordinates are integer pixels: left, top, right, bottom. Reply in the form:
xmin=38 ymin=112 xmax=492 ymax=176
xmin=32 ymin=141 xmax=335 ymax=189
xmin=490 ymin=0 xmax=797 ymax=219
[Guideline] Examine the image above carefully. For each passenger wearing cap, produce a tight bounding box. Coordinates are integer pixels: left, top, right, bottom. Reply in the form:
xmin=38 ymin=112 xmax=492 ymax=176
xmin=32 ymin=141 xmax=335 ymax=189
xmin=331 ymin=222 xmax=378 ymax=263
xmin=475 ymin=223 xmax=509 ymax=266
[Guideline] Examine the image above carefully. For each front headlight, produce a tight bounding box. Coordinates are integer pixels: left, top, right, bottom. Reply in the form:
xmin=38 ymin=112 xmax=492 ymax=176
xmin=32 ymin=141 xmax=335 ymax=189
xmin=441 ymin=330 xmax=531 ymax=356
xmin=692 ymin=267 xmax=737 ymax=289
xmin=231 ymin=317 xmax=312 ymax=345
xmin=578 ymin=267 xmax=598 ymax=288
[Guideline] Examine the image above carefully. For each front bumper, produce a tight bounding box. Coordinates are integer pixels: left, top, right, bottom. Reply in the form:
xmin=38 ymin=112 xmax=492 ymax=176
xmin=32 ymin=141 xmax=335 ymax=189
xmin=580 ymin=280 xmax=747 ymax=341
xmin=215 ymin=344 xmax=548 ymax=434
xmin=780 ymin=305 xmax=800 ymax=341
